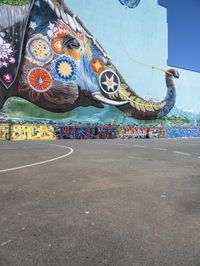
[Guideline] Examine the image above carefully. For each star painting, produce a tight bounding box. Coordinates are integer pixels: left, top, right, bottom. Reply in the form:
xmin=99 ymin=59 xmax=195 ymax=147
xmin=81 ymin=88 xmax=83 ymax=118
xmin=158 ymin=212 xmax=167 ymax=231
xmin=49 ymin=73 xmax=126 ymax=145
xmin=91 ymin=59 xmax=104 ymax=73
xmin=99 ymin=70 xmax=120 ymax=95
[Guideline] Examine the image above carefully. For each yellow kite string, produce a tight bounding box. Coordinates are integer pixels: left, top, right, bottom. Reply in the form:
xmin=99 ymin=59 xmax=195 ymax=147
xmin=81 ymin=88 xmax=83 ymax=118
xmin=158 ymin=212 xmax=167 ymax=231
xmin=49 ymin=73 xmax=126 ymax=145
xmin=119 ymin=19 xmax=173 ymax=76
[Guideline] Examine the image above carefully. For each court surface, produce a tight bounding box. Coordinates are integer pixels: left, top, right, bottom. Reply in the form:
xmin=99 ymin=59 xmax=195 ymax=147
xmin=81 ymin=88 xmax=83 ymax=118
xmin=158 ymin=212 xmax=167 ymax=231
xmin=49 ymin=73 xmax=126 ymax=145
xmin=0 ymin=139 xmax=200 ymax=266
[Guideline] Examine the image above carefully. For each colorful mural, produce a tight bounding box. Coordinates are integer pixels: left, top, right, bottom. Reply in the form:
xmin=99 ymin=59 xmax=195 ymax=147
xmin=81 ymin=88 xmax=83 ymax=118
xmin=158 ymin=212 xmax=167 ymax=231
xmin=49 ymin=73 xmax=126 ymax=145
xmin=1 ymin=122 xmax=198 ymax=140
xmin=0 ymin=123 xmax=118 ymax=140
xmin=165 ymin=128 xmax=200 ymax=139
xmin=119 ymin=126 xmax=161 ymax=139
xmin=0 ymin=0 xmax=199 ymax=127
xmin=0 ymin=123 xmax=10 ymax=140
xmin=10 ymin=124 xmax=56 ymax=140
xmin=0 ymin=0 xmax=180 ymax=123
xmin=54 ymin=125 xmax=117 ymax=139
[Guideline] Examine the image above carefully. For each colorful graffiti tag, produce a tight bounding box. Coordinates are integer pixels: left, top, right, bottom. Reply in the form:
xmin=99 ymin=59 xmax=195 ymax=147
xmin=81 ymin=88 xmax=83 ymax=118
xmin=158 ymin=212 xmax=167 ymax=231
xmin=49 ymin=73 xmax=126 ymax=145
xmin=0 ymin=123 xmax=119 ymax=140
xmin=119 ymin=126 xmax=162 ymax=139
xmin=0 ymin=123 xmax=10 ymax=140
xmin=10 ymin=124 xmax=56 ymax=140
xmin=165 ymin=128 xmax=200 ymax=138
xmin=54 ymin=126 xmax=117 ymax=140
xmin=1 ymin=121 xmax=198 ymax=141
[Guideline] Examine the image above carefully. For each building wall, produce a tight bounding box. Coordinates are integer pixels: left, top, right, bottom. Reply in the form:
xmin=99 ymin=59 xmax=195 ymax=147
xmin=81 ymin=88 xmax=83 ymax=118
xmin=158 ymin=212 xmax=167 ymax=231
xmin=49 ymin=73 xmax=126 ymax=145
xmin=0 ymin=0 xmax=199 ymax=125
xmin=1 ymin=123 xmax=199 ymax=140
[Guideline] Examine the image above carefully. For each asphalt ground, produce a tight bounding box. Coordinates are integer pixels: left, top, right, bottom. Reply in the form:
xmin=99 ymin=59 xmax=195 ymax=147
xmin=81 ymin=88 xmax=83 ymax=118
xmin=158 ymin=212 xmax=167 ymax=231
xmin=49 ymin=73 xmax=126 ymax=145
xmin=0 ymin=139 xmax=200 ymax=266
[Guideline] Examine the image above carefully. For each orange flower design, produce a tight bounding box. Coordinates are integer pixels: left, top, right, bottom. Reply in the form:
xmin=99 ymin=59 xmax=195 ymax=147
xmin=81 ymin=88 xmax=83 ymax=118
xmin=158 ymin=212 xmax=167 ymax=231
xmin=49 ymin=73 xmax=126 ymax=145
xmin=28 ymin=68 xmax=52 ymax=92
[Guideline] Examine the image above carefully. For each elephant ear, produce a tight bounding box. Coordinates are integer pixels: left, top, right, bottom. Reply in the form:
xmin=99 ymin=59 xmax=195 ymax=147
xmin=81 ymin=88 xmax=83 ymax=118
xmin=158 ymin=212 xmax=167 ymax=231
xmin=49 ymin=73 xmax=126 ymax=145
xmin=0 ymin=0 xmax=34 ymax=90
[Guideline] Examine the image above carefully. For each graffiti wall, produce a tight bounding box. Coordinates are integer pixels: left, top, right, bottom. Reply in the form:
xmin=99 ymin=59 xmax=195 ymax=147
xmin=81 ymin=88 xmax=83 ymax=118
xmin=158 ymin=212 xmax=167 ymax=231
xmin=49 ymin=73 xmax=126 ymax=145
xmin=56 ymin=125 xmax=117 ymax=139
xmin=0 ymin=122 xmax=199 ymax=140
xmin=165 ymin=128 xmax=200 ymax=139
xmin=0 ymin=123 xmax=10 ymax=140
xmin=0 ymin=0 xmax=199 ymax=126
xmin=10 ymin=124 xmax=56 ymax=140
xmin=119 ymin=126 xmax=163 ymax=139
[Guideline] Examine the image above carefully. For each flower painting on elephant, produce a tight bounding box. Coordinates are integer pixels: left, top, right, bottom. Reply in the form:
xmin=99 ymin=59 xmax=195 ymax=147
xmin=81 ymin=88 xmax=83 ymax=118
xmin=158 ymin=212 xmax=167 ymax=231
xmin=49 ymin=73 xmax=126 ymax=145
xmin=0 ymin=0 xmax=199 ymax=125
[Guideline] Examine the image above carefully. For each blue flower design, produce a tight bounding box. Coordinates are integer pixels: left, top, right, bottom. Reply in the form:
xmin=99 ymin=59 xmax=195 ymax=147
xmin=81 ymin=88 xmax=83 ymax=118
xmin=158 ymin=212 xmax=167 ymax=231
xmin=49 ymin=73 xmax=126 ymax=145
xmin=51 ymin=56 xmax=77 ymax=83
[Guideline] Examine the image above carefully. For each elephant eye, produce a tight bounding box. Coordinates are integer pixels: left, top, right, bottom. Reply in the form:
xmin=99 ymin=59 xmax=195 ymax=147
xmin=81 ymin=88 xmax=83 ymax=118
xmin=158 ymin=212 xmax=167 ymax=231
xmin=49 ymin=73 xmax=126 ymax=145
xmin=63 ymin=35 xmax=80 ymax=50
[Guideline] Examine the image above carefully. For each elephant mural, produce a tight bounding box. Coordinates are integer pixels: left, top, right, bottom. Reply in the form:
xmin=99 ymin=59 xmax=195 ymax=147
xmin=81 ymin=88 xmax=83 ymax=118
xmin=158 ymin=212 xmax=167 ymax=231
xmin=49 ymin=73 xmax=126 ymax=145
xmin=0 ymin=0 xmax=179 ymax=120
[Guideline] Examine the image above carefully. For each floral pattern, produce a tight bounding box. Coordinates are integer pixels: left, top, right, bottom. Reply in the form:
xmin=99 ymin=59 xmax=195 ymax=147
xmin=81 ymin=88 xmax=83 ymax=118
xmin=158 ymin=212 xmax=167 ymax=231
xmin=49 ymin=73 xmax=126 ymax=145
xmin=0 ymin=36 xmax=15 ymax=69
xmin=51 ymin=56 xmax=77 ymax=83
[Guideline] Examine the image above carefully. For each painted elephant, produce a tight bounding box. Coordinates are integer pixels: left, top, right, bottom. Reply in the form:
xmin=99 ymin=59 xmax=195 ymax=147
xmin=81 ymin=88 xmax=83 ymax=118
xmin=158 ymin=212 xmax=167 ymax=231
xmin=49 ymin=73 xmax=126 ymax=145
xmin=0 ymin=0 xmax=179 ymax=120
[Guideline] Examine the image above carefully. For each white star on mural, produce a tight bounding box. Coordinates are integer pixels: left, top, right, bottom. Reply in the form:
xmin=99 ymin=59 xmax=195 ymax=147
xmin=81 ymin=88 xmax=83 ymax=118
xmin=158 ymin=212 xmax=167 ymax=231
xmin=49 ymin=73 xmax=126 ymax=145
xmin=2 ymin=61 xmax=8 ymax=67
xmin=35 ymin=0 xmax=41 ymax=7
xmin=4 ymin=74 xmax=12 ymax=82
xmin=47 ymin=22 xmax=57 ymax=37
xmin=29 ymin=21 xmax=37 ymax=30
xmin=102 ymin=74 xmax=118 ymax=92
xmin=48 ymin=22 xmax=55 ymax=31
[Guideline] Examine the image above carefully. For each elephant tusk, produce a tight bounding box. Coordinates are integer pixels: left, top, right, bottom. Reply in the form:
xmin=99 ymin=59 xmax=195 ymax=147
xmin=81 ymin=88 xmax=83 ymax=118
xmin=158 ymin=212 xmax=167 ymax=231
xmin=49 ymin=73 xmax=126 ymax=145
xmin=92 ymin=92 xmax=129 ymax=106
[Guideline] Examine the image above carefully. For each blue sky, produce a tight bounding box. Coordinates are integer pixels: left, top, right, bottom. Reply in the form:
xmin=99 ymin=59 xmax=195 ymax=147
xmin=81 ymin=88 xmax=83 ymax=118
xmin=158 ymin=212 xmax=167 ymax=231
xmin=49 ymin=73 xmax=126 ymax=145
xmin=158 ymin=0 xmax=200 ymax=73
xmin=67 ymin=0 xmax=200 ymax=113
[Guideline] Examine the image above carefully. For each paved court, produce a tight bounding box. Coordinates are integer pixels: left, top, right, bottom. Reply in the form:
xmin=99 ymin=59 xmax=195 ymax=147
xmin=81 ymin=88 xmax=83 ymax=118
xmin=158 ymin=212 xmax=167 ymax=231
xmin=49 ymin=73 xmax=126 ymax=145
xmin=0 ymin=139 xmax=200 ymax=266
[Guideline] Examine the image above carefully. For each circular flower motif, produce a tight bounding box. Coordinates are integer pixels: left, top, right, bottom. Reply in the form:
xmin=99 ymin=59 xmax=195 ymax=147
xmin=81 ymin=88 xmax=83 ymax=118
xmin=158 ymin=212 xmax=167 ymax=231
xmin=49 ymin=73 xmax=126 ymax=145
xmin=51 ymin=56 xmax=77 ymax=83
xmin=28 ymin=67 xmax=52 ymax=92
xmin=26 ymin=35 xmax=52 ymax=65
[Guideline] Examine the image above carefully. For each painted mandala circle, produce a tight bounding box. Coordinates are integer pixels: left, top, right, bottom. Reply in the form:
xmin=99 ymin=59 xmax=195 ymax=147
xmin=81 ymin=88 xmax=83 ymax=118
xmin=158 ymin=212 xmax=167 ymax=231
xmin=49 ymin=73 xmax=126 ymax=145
xmin=27 ymin=36 xmax=52 ymax=64
xmin=99 ymin=69 xmax=120 ymax=95
xmin=51 ymin=56 xmax=77 ymax=83
xmin=28 ymin=68 xmax=52 ymax=92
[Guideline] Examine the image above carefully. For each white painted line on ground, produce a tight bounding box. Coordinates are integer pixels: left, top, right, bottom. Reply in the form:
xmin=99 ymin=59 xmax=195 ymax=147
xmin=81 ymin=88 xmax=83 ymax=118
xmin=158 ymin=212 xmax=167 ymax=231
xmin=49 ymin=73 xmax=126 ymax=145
xmin=128 ymin=156 xmax=149 ymax=160
xmin=173 ymin=151 xmax=191 ymax=156
xmin=153 ymin=148 xmax=168 ymax=151
xmin=133 ymin=145 xmax=147 ymax=148
xmin=1 ymin=240 xmax=12 ymax=247
xmin=0 ymin=144 xmax=73 ymax=173
xmin=118 ymin=144 xmax=128 ymax=146
xmin=128 ymin=156 xmax=139 ymax=159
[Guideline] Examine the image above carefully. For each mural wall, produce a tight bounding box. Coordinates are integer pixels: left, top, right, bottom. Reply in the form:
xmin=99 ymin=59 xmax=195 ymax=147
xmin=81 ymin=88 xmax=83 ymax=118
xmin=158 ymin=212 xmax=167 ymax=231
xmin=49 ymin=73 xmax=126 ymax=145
xmin=0 ymin=124 xmax=119 ymax=140
xmin=0 ymin=0 xmax=199 ymax=127
xmin=10 ymin=124 xmax=56 ymax=140
xmin=1 ymin=123 xmax=199 ymax=140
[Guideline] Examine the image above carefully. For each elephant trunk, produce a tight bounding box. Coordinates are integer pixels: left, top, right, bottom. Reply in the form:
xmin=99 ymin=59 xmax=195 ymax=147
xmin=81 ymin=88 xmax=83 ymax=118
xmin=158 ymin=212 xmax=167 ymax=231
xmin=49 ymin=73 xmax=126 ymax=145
xmin=113 ymin=68 xmax=179 ymax=120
